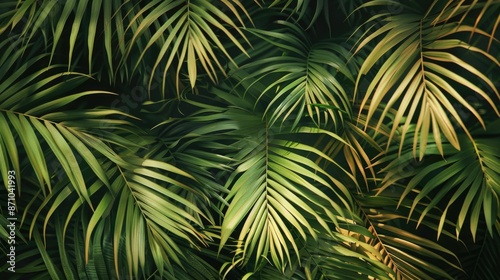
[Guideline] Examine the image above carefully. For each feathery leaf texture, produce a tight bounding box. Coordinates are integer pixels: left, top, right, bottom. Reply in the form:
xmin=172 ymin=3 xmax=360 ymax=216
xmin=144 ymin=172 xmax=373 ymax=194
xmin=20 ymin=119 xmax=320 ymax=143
xmin=1 ymin=0 xmax=499 ymax=279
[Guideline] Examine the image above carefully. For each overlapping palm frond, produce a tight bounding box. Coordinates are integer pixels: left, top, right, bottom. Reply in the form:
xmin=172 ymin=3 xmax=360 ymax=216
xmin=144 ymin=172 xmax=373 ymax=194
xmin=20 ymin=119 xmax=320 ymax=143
xmin=123 ymin=0 xmax=251 ymax=93
xmin=353 ymin=0 xmax=500 ymax=159
xmin=0 ymin=75 xmax=127 ymax=277
xmin=145 ymin=95 xmax=244 ymax=220
xmin=0 ymin=39 xmax=128 ymax=199
xmin=147 ymin=92 xmax=361 ymax=279
xmin=233 ymin=20 xmax=354 ymax=129
xmin=263 ymin=0 xmax=330 ymax=30
xmin=245 ymin=220 xmax=395 ymax=280
xmin=1 ymin=1 xmax=499 ymax=279
xmin=235 ymin=193 xmax=462 ymax=280
xmin=430 ymin=0 xmax=500 ymax=51
xmin=352 ymin=194 xmax=462 ymax=280
xmin=317 ymin=111 xmax=386 ymax=189
xmin=162 ymin=86 xmax=356 ymax=277
xmin=0 ymin=0 xmax=140 ymax=81
xmin=296 ymin=218 xmax=395 ymax=280
xmin=86 ymin=156 xmax=211 ymax=279
xmin=220 ymin=122 xmax=354 ymax=273
xmin=0 ymin=39 xmax=215 ymax=278
xmin=376 ymin=119 xmax=500 ymax=241
xmin=458 ymin=223 xmax=500 ymax=279
xmin=2 ymin=0 xmax=252 ymax=90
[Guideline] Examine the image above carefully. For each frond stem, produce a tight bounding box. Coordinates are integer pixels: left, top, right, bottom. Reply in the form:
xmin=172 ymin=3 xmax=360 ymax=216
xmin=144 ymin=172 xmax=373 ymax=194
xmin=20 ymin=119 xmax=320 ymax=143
xmin=353 ymin=195 xmax=399 ymax=277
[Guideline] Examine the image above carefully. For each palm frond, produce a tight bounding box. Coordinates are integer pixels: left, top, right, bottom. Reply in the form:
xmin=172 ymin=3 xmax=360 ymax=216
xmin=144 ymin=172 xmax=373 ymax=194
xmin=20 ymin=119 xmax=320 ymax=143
xmin=189 ymin=89 xmax=356 ymax=274
xmin=1 ymin=0 xmax=136 ymax=81
xmin=298 ymin=223 xmax=394 ymax=280
xmin=106 ymin=157 xmax=208 ymax=278
xmin=0 ymin=39 xmax=213 ymax=278
xmin=353 ymin=194 xmax=463 ymax=280
xmin=459 ymin=222 xmax=500 ymax=279
xmin=0 ymin=40 xmax=126 ymax=199
xmin=234 ymin=20 xmax=353 ymax=129
xmin=318 ymin=112 xmax=386 ymax=189
xmin=354 ymin=0 xmax=500 ymax=159
xmin=123 ymin=0 xmax=251 ymax=94
xmin=18 ymin=141 xmax=214 ymax=279
xmin=265 ymin=0 xmax=330 ymax=30
xmin=1 ymin=1 xmax=499 ymax=279
xmin=430 ymin=0 xmax=500 ymax=51
xmin=376 ymin=119 xmax=500 ymax=241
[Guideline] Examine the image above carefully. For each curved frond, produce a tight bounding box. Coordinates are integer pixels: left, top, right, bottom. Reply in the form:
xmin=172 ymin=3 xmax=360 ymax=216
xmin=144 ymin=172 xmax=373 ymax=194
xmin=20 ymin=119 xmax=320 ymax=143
xmin=377 ymin=122 xmax=500 ymax=240
xmin=0 ymin=40 xmax=211 ymax=278
xmin=461 ymin=224 xmax=500 ymax=279
xmin=0 ymin=41 xmax=124 ymax=200
xmin=431 ymin=0 xmax=500 ymax=51
xmin=213 ymin=104 xmax=354 ymax=273
xmin=353 ymin=194 xmax=462 ymax=280
xmin=1 ymin=0 xmax=138 ymax=81
xmin=265 ymin=0 xmax=330 ymax=30
xmin=124 ymin=0 xmax=251 ymax=94
xmin=354 ymin=0 xmax=500 ymax=159
xmin=318 ymin=112 xmax=386 ymax=189
xmin=1 ymin=1 xmax=499 ymax=279
xmin=235 ymin=20 xmax=353 ymax=129
xmin=298 ymin=225 xmax=394 ymax=280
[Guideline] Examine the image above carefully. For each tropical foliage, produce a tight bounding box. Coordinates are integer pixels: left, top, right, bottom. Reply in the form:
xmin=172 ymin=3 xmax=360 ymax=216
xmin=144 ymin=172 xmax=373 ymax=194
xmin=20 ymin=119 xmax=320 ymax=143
xmin=0 ymin=0 xmax=499 ymax=279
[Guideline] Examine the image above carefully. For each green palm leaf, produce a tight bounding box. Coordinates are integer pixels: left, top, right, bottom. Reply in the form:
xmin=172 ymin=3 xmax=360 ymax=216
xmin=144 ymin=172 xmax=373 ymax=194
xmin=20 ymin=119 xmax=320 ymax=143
xmin=204 ymin=97 xmax=355 ymax=274
xmin=1 ymin=0 xmax=136 ymax=81
xmin=459 ymin=223 xmax=500 ymax=279
xmin=318 ymin=112 xmax=386 ymax=188
xmin=234 ymin=20 xmax=353 ymax=129
xmin=353 ymin=194 xmax=462 ymax=280
xmin=353 ymin=0 xmax=500 ymax=159
xmin=377 ymin=120 xmax=500 ymax=240
xmin=124 ymin=0 xmax=251 ymax=94
xmin=430 ymin=0 xmax=500 ymax=51
xmin=298 ymin=225 xmax=394 ymax=280
xmin=0 ymin=41 xmax=121 ymax=198
xmin=2 ymin=1 xmax=499 ymax=279
xmin=265 ymin=0 xmax=330 ymax=30
xmin=0 ymin=38 xmax=213 ymax=278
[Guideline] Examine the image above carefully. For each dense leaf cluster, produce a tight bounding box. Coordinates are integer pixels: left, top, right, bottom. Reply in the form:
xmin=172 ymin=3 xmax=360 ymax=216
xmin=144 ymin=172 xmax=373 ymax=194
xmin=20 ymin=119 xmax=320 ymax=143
xmin=0 ymin=1 xmax=499 ymax=279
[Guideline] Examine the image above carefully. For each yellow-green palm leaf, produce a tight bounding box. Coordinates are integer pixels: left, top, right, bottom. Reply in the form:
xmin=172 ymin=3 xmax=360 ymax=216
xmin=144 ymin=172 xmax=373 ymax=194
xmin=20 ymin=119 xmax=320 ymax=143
xmin=354 ymin=0 xmax=499 ymax=159
xmin=124 ymin=0 xmax=250 ymax=94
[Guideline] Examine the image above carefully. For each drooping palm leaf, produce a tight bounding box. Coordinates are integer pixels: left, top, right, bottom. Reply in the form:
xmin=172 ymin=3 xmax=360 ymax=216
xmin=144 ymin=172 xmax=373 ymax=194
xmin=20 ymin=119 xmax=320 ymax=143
xmin=353 ymin=0 xmax=500 ymax=159
xmin=317 ymin=110 xmax=386 ymax=189
xmin=1 ymin=0 xmax=139 ymax=81
xmin=0 ymin=40 xmax=122 ymax=200
xmin=376 ymin=119 xmax=500 ymax=241
xmin=183 ymin=88 xmax=355 ymax=274
xmin=221 ymin=124 xmax=353 ymax=270
xmin=1 ymin=1 xmax=499 ymax=279
xmin=233 ymin=20 xmax=354 ymax=129
xmin=123 ymin=0 xmax=251 ymax=94
xmin=264 ymin=0 xmax=330 ymax=30
xmin=0 ymin=38 xmax=213 ymax=278
xmin=353 ymin=194 xmax=463 ymax=280
xmin=297 ymin=219 xmax=395 ymax=280
xmin=32 ymin=144 xmax=213 ymax=278
xmin=430 ymin=0 xmax=500 ymax=51
xmin=100 ymin=157 xmax=208 ymax=278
